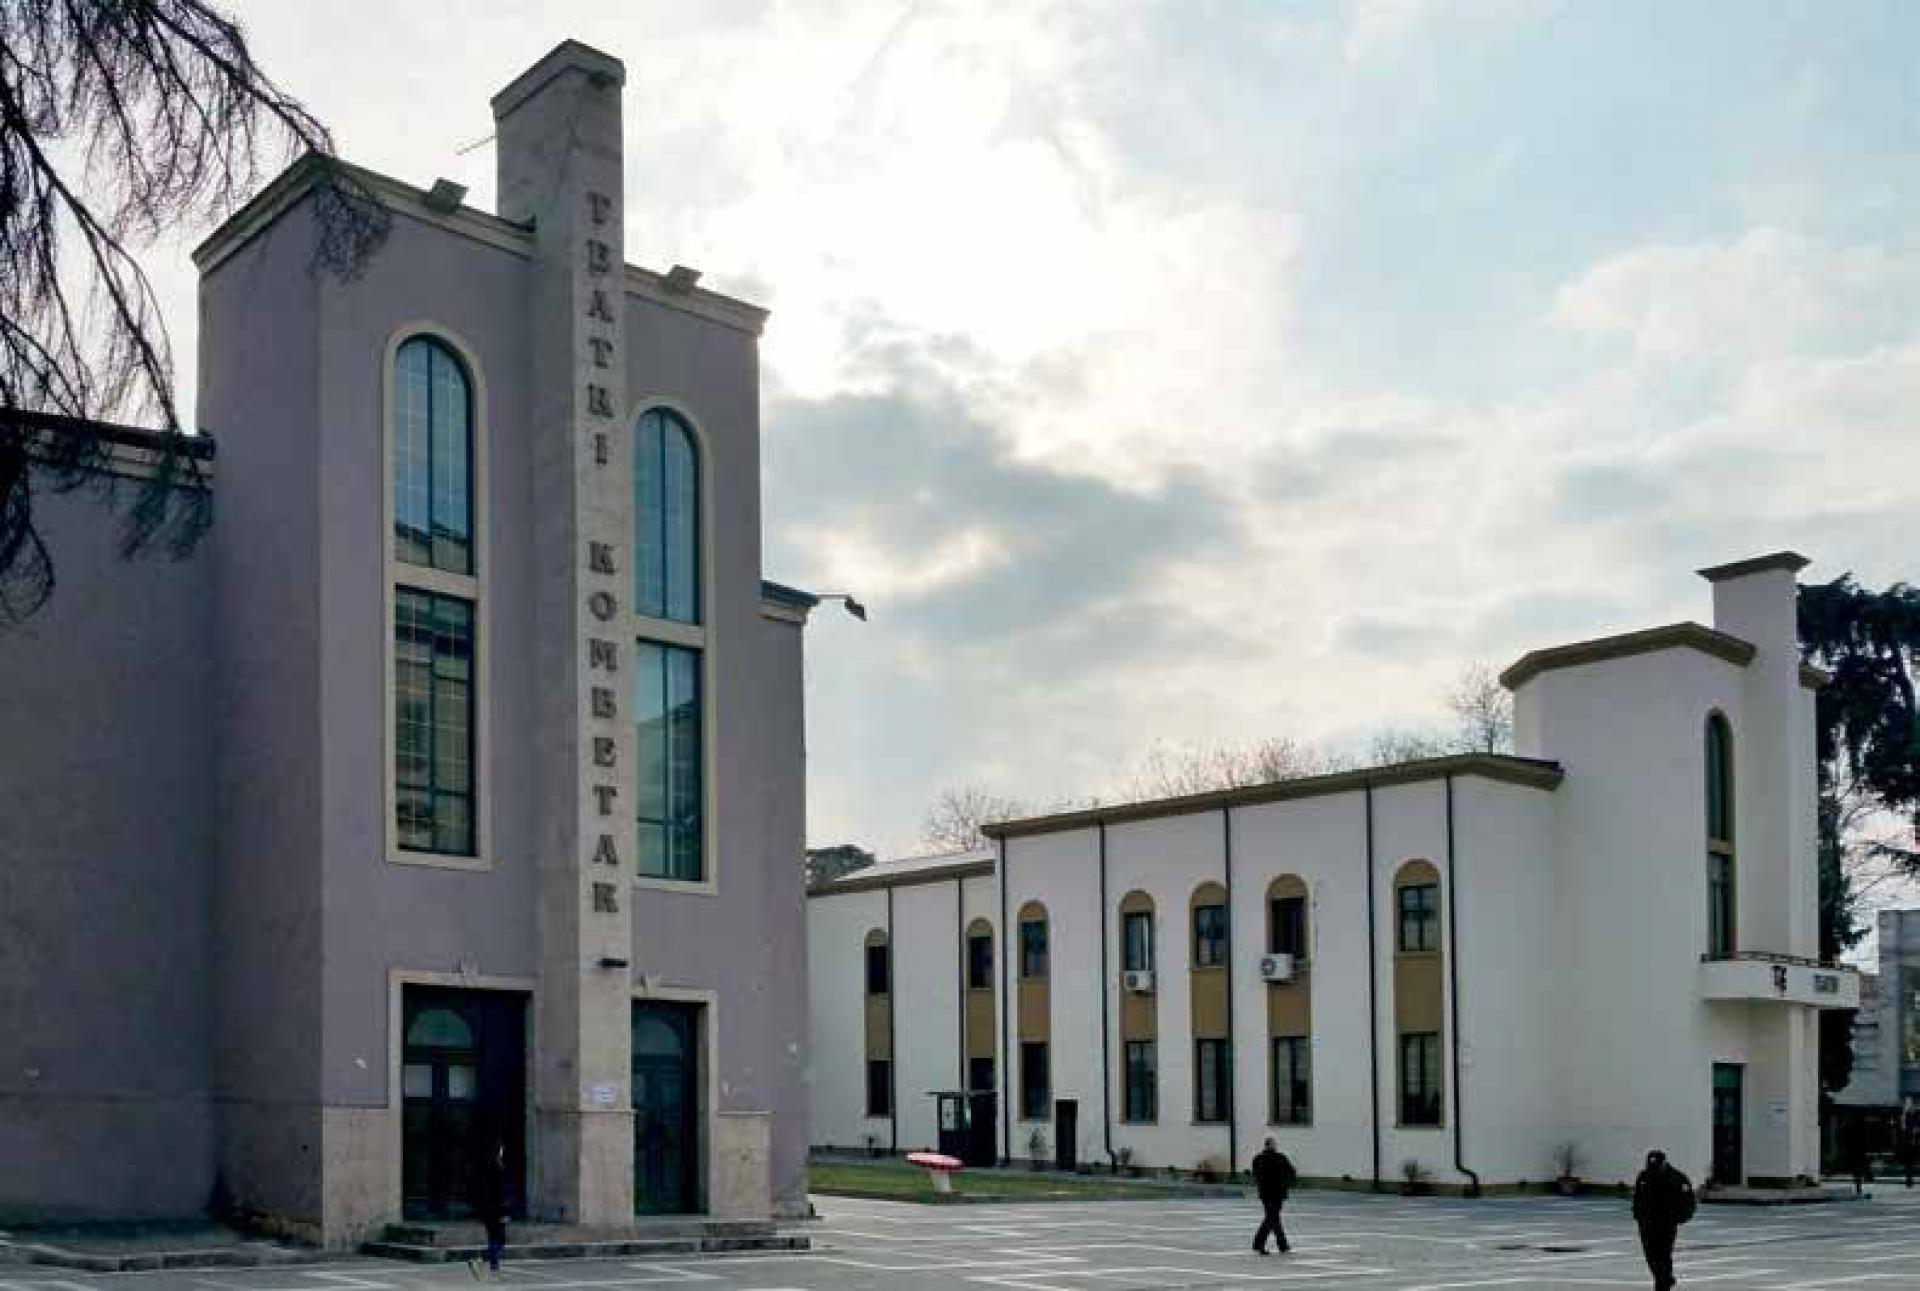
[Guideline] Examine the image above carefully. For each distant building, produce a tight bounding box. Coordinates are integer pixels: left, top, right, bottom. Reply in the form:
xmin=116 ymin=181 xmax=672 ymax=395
xmin=809 ymin=554 xmax=1861 ymax=1190
xmin=1838 ymin=909 xmax=1920 ymax=1113
xmin=0 ymin=41 xmax=812 ymax=1242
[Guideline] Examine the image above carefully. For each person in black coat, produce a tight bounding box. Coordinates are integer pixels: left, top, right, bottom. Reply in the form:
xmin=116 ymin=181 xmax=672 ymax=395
xmin=469 ymin=1133 xmax=509 ymax=1279
xmin=1250 ymin=1137 xmax=1297 ymax=1255
xmin=1631 ymin=1150 xmax=1695 ymax=1291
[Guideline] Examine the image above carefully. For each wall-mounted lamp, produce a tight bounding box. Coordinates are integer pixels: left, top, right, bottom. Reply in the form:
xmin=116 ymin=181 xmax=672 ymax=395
xmin=816 ymin=593 xmax=868 ymax=622
xmin=598 ymin=955 xmax=630 ymax=970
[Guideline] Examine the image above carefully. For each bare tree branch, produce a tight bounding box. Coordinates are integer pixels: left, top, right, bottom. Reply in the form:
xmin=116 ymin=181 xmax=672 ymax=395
xmin=0 ymin=0 xmax=390 ymax=624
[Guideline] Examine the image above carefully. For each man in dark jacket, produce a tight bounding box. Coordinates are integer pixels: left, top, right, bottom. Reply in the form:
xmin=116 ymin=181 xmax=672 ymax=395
xmin=468 ymin=1133 xmax=509 ymax=1279
xmin=1250 ymin=1137 xmax=1296 ymax=1255
xmin=1631 ymin=1150 xmax=1695 ymax=1291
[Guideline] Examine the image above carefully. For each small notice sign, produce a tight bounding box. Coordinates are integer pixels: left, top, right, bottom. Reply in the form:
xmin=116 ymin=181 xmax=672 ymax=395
xmin=590 ymin=1083 xmax=618 ymax=1107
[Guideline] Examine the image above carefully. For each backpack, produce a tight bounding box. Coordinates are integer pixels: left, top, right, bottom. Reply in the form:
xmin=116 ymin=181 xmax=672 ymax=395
xmin=1279 ymin=1154 xmax=1297 ymax=1188
xmin=1674 ymin=1175 xmax=1697 ymax=1225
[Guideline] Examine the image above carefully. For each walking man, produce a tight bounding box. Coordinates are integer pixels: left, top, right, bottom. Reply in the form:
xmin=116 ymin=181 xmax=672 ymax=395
xmin=1250 ymin=1136 xmax=1297 ymax=1255
xmin=469 ymin=1133 xmax=509 ymax=1279
xmin=1631 ymin=1149 xmax=1695 ymax=1291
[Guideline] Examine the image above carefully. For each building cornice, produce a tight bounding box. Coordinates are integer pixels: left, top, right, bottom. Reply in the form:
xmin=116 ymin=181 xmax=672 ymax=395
xmin=13 ymin=409 xmax=215 ymax=484
xmin=1697 ymin=551 xmax=1810 ymax=583
xmin=808 ymin=858 xmax=996 ymax=897
xmin=981 ymin=753 xmax=1564 ymax=842
xmin=192 ymin=155 xmax=771 ymax=336
xmin=1499 ymin=621 xmax=1756 ymax=691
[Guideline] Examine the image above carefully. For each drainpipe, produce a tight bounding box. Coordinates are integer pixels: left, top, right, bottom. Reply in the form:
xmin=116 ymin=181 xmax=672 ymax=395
xmin=1365 ymin=783 xmax=1381 ymax=1191
xmin=1222 ymin=806 xmax=1238 ymax=1178
xmin=1445 ymin=775 xmax=1481 ymax=1198
xmin=1098 ymin=822 xmax=1115 ymax=1169
xmin=887 ymin=883 xmax=898 ymax=1154
xmin=998 ymin=835 xmax=1011 ymax=1165
xmin=956 ymin=877 xmax=966 ymax=1091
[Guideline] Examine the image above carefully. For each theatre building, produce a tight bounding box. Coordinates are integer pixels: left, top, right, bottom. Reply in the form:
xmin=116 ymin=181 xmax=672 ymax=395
xmin=0 ymin=42 xmax=811 ymax=1242
xmin=810 ymin=554 xmax=1861 ymax=1192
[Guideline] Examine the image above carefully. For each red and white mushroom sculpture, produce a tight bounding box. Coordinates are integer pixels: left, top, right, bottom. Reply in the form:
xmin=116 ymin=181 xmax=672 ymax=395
xmin=905 ymin=1150 xmax=963 ymax=1194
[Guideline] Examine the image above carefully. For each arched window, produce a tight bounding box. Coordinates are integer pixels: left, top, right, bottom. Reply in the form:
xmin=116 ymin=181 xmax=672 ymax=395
xmin=1392 ymin=860 xmax=1443 ymax=1127
xmin=1266 ymin=875 xmax=1308 ymax=960
xmin=1706 ymin=714 xmax=1735 ymax=957
xmin=865 ymin=929 xmax=891 ymax=996
xmin=633 ymin=407 xmax=700 ymax=624
xmin=1190 ymin=882 xmax=1228 ymax=969
xmin=392 ymin=337 xmax=474 ymax=574
xmin=1019 ymin=902 xmax=1050 ymax=980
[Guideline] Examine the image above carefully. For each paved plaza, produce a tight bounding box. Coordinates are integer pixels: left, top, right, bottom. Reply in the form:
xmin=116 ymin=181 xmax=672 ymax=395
xmin=8 ymin=1190 xmax=1920 ymax=1291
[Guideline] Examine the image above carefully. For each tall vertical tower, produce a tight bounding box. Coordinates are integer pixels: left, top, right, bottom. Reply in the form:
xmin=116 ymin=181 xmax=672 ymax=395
xmin=492 ymin=41 xmax=638 ymax=1223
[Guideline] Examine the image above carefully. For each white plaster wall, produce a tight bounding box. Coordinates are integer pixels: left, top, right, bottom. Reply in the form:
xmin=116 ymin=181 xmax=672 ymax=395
xmin=1003 ymin=830 xmax=1102 ymax=1165
xmin=1104 ymin=812 xmax=1223 ymax=1173
xmin=1452 ymin=777 xmax=1559 ymax=1184
xmin=804 ymin=890 xmax=885 ymax=1150
xmin=1231 ymin=791 xmax=1376 ymax=1182
xmin=892 ymin=882 xmax=963 ymax=1152
xmin=1371 ymin=778 xmax=1457 ymax=1185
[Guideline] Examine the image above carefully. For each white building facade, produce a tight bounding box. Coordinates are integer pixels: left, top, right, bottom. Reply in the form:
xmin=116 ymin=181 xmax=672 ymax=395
xmin=808 ymin=554 xmax=1860 ymax=1191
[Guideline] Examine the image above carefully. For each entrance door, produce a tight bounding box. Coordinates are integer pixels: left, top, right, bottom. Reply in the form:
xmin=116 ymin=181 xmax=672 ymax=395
xmin=1054 ymin=1098 xmax=1078 ymax=1172
xmin=632 ymin=1002 xmax=700 ymax=1214
xmin=401 ymin=988 xmax=526 ymax=1219
xmin=1712 ymin=1063 xmax=1744 ymax=1186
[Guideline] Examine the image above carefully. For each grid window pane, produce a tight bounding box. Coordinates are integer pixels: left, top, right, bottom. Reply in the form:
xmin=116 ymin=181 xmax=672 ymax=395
xmin=1398 ymin=884 xmax=1438 ymax=952
xmin=635 ymin=641 xmax=703 ymax=881
xmin=968 ymin=934 xmax=993 ymax=989
xmin=1020 ymin=1042 xmax=1050 ymax=1121
xmin=969 ymin=1056 xmax=994 ymax=1093
xmin=1021 ymin=919 xmax=1048 ymax=978
xmin=392 ymin=338 xmax=472 ymax=575
xmin=634 ymin=409 xmax=701 ymax=624
xmin=1193 ymin=904 xmax=1228 ymax=968
xmin=1271 ymin=1036 xmax=1311 ymax=1125
xmin=866 ymin=1060 xmax=892 ymax=1117
xmin=1708 ymin=853 xmax=1735 ymax=957
xmin=393 ymin=588 xmax=475 ymax=856
xmin=1399 ymin=1032 xmax=1441 ymax=1126
xmin=1122 ymin=911 xmax=1154 ymax=972
xmin=1270 ymin=896 xmax=1306 ymax=958
xmin=866 ymin=942 xmax=890 ymax=995
xmin=1124 ymin=1040 xmax=1157 ymax=1123
xmin=1195 ymin=1038 xmax=1231 ymax=1123
xmin=1706 ymin=717 xmax=1733 ymax=842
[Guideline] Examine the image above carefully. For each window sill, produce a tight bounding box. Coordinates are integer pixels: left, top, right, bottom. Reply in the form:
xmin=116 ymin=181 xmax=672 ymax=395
xmin=633 ymin=874 xmax=719 ymax=898
xmin=1395 ymin=950 xmax=1441 ymax=960
xmin=390 ymin=851 xmax=493 ymax=872
xmin=1191 ymin=1119 xmax=1233 ymax=1127
xmin=1394 ymin=1123 xmax=1446 ymax=1131
xmin=1192 ymin=964 xmax=1227 ymax=974
xmin=1266 ymin=1121 xmax=1313 ymax=1129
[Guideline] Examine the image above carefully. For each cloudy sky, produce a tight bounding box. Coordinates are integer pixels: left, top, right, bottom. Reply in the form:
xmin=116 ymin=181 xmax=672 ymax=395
xmin=150 ymin=2 xmax=1917 ymax=880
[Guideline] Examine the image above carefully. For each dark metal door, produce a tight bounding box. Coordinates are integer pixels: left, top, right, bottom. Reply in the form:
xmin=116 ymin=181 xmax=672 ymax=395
xmin=1054 ymin=1098 xmax=1078 ymax=1172
xmin=401 ymin=988 xmax=526 ymax=1219
xmin=632 ymin=1003 xmax=699 ymax=1214
xmin=1712 ymin=1063 xmax=1744 ymax=1186
xmin=967 ymin=1091 xmax=999 ymax=1167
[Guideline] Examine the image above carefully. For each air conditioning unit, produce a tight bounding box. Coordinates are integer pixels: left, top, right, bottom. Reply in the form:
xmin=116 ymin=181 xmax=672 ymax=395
xmin=1259 ymin=953 xmax=1296 ymax=983
xmin=1122 ymin=969 xmax=1156 ymax=995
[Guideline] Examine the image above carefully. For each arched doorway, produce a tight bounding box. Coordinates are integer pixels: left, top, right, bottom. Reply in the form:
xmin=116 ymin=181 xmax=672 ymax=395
xmin=400 ymin=987 xmax=526 ymax=1219
xmin=632 ymin=1002 xmax=701 ymax=1214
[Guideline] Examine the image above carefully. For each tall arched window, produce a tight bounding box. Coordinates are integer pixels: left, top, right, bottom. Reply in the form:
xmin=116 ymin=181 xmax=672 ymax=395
xmin=1706 ymin=714 xmax=1735 ymax=958
xmin=392 ymin=337 xmax=474 ymax=575
xmin=390 ymin=333 xmax=481 ymax=862
xmin=633 ymin=408 xmax=700 ymax=624
xmin=1393 ymin=860 xmax=1443 ymax=1127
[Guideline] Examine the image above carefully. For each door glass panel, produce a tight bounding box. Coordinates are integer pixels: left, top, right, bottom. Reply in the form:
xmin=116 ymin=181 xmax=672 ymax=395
xmin=447 ymin=1064 xmax=478 ymax=1101
xmin=404 ymin=1063 xmax=434 ymax=1098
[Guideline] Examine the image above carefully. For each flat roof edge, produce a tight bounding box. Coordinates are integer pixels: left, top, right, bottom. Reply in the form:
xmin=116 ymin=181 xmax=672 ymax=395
xmin=982 ymin=754 xmax=1564 ymax=841
xmin=808 ymin=859 xmax=996 ymax=896
xmin=1499 ymin=621 xmax=1756 ymax=691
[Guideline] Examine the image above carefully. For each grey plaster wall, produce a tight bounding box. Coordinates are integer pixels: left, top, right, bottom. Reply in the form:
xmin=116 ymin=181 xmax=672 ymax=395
xmin=309 ymin=212 xmax=541 ymax=1111
xmin=198 ymin=203 xmax=328 ymax=1228
xmin=622 ymin=296 xmax=811 ymax=1217
xmin=0 ymin=479 xmax=216 ymax=1220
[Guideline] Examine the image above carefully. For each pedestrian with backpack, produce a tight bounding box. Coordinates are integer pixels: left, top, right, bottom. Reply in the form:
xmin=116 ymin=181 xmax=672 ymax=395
xmin=1250 ymin=1137 xmax=1297 ymax=1255
xmin=1631 ymin=1149 xmax=1695 ymax=1291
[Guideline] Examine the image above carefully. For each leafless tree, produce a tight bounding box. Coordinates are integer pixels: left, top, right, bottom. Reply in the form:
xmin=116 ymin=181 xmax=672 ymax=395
xmin=1448 ymin=662 xmax=1514 ymax=754
xmin=1 ymin=0 xmax=388 ymax=623
xmin=1125 ymin=736 xmax=1351 ymax=800
xmin=922 ymin=785 xmax=1034 ymax=853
